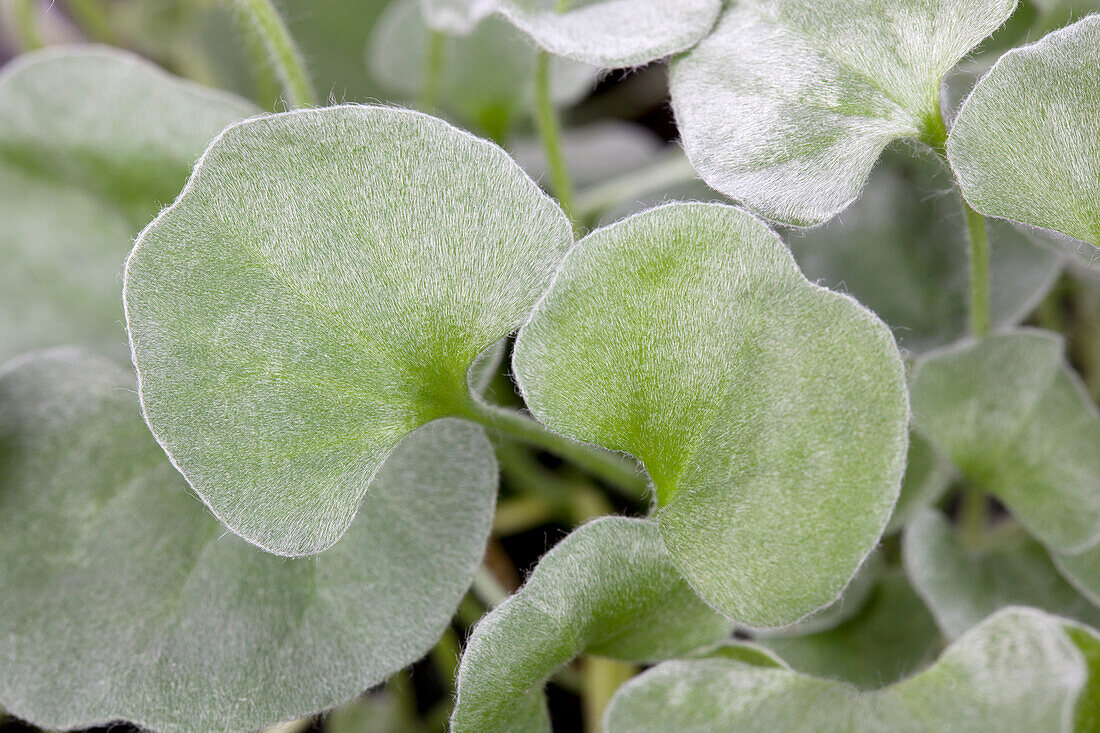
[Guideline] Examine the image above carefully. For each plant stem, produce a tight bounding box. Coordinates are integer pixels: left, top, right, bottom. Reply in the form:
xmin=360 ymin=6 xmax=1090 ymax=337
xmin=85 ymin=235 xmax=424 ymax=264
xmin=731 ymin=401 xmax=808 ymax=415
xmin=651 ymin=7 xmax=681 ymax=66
xmin=13 ymin=0 xmax=43 ymax=51
xmin=465 ymin=400 xmax=648 ymax=496
xmin=583 ymin=657 xmax=635 ymax=733
xmin=963 ymin=201 xmax=992 ymax=338
xmin=959 ymin=485 xmax=987 ymax=549
xmin=575 ymin=151 xmax=698 ymax=224
xmin=62 ymin=0 xmax=115 ymax=44
xmin=229 ymin=0 xmax=316 ymax=108
xmin=421 ymin=29 xmax=446 ymax=110
xmin=471 ymin=564 xmax=510 ymax=608
xmin=534 ymin=51 xmax=578 ymax=225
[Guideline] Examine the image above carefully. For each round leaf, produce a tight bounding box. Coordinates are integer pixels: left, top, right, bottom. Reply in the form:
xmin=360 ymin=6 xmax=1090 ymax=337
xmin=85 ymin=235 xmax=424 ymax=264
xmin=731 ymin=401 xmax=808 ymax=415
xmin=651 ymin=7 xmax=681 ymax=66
xmin=0 ymin=46 xmax=256 ymax=364
xmin=124 ymin=104 xmax=572 ymax=556
xmin=606 ymin=608 xmax=1089 ymax=733
xmin=905 ymin=510 xmax=1100 ymax=641
xmin=910 ymin=331 xmax=1100 ymax=554
xmin=513 ymin=202 xmax=909 ymax=627
xmin=948 ymin=15 xmax=1100 ymax=247
xmin=0 ymin=349 xmax=497 ymax=732
xmin=670 ymin=0 xmax=1017 ymax=226
xmin=451 ymin=516 xmax=733 ymax=733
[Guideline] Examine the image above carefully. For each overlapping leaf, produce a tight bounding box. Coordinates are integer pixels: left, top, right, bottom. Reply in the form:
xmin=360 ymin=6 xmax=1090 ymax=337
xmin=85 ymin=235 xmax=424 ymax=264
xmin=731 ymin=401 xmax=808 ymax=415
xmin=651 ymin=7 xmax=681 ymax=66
xmin=124 ymin=104 xmax=572 ymax=556
xmin=761 ymin=572 xmax=943 ymax=689
xmin=904 ymin=509 xmax=1100 ymax=640
xmin=0 ymin=46 xmax=256 ymax=363
xmin=606 ymin=608 xmax=1091 ymax=732
xmin=0 ymin=349 xmax=497 ymax=733
xmin=670 ymin=0 xmax=1017 ymax=226
xmin=450 ymin=517 xmax=733 ymax=733
xmin=910 ymin=331 xmax=1100 ymax=553
xmin=422 ymin=0 xmax=722 ymax=67
xmin=513 ymin=202 xmax=909 ymax=626
xmin=888 ymin=433 xmax=954 ymax=533
xmin=948 ymin=15 xmax=1100 ymax=247
xmin=369 ymin=0 xmax=594 ymax=140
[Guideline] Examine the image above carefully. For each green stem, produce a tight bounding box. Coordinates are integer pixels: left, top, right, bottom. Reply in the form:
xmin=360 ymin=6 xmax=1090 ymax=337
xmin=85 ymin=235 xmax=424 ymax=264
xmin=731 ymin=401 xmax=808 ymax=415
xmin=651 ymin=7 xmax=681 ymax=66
xmin=429 ymin=626 xmax=461 ymax=689
xmin=229 ymin=0 xmax=316 ymax=107
xmin=964 ymin=200 xmax=992 ymax=338
xmin=465 ymin=400 xmax=648 ymax=496
xmin=13 ymin=0 xmax=43 ymax=51
xmin=62 ymin=0 xmax=115 ymax=44
xmin=534 ymin=51 xmax=578 ymax=225
xmin=959 ymin=485 xmax=988 ymax=550
xmin=471 ymin=564 xmax=510 ymax=608
xmin=421 ymin=29 xmax=446 ymax=110
xmin=575 ymin=152 xmax=698 ymax=225
xmin=583 ymin=657 xmax=635 ymax=733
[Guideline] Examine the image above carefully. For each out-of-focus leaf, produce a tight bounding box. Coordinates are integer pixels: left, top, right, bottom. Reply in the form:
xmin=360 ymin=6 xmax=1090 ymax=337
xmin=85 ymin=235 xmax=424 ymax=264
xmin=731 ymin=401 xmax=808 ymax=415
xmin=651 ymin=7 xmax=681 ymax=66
xmin=0 ymin=349 xmax=497 ymax=733
xmin=670 ymin=0 xmax=1016 ymax=226
xmin=513 ymin=202 xmax=909 ymax=626
xmin=450 ymin=516 xmax=733 ymax=733
xmin=606 ymin=608 xmax=1089 ymax=733
xmin=369 ymin=0 xmax=594 ymax=141
xmin=761 ymin=572 xmax=943 ymax=689
xmin=511 ymin=121 xmax=665 ymax=189
xmin=910 ymin=331 xmax=1100 ymax=553
xmin=948 ymin=16 xmax=1100 ymax=247
xmin=0 ymin=46 xmax=256 ymax=363
xmin=904 ymin=510 xmax=1100 ymax=641
xmin=422 ymin=0 xmax=723 ymax=68
xmin=124 ymin=105 xmax=572 ymax=556
xmin=785 ymin=151 xmax=1063 ymax=354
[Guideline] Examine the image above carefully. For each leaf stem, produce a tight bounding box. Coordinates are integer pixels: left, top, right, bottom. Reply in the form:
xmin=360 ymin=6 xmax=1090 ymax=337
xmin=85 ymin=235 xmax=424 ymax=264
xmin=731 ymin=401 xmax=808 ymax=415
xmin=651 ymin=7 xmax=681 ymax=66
xmin=229 ymin=0 xmax=316 ymax=108
xmin=963 ymin=200 xmax=992 ymax=338
xmin=471 ymin=564 xmax=510 ymax=608
xmin=421 ymin=29 xmax=446 ymax=110
xmin=13 ymin=0 xmax=43 ymax=51
xmin=534 ymin=51 xmax=578 ymax=225
xmin=575 ymin=151 xmax=698 ymax=224
xmin=62 ymin=0 xmax=115 ymax=44
xmin=465 ymin=400 xmax=648 ymax=496
xmin=582 ymin=657 xmax=635 ymax=733
xmin=959 ymin=484 xmax=988 ymax=550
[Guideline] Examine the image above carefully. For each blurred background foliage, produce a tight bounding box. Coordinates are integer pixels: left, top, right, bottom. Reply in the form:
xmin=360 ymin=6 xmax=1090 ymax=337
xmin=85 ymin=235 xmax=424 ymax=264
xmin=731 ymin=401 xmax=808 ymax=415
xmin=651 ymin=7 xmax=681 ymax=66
xmin=2 ymin=0 xmax=1100 ymax=731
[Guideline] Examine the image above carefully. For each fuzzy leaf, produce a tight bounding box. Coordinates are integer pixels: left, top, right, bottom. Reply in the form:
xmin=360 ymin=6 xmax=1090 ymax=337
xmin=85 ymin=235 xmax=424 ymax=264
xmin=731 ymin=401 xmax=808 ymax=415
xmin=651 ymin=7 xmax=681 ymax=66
xmin=905 ymin=510 xmax=1100 ymax=642
xmin=369 ymin=0 xmax=595 ymax=140
xmin=761 ymin=571 xmax=943 ymax=689
xmin=0 ymin=349 xmax=497 ymax=733
xmin=423 ymin=0 xmax=723 ymax=67
xmin=513 ymin=202 xmax=909 ymax=626
xmin=606 ymin=608 xmax=1089 ymax=733
xmin=670 ymin=0 xmax=1016 ymax=226
xmin=910 ymin=331 xmax=1100 ymax=553
xmin=948 ymin=15 xmax=1100 ymax=247
xmin=0 ymin=46 xmax=255 ymax=364
xmin=124 ymin=104 xmax=572 ymax=556
xmin=450 ymin=516 xmax=733 ymax=733
xmin=786 ymin=150 xmax=1063 ymax=354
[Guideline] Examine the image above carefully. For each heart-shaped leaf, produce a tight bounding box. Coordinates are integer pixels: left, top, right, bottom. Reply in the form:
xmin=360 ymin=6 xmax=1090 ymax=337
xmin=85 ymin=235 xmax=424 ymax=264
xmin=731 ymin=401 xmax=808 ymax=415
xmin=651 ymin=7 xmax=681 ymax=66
xmin=0 ymin=46 xmax=256 ymax=364
xmin=910 ymin=330 xmax=1100 ymax=553
xmin=761 ymin=571 xmax=943 ymax=689
xmin=606 ymin=608 xmax=1090 ymax=733
xmin=670 ymin=0 xmax=1017 ymax=226
xmin=369 ymin=0 xmax=595 ymax=141
xmin=422 ymin=0 xmax=723 ymax=68
xmin=513 ymin=202 xmax=909 ymax=626
xmin=0 ymin=349 xmax=497 ymax=732
xmin=948 ymin=15 xmax=1100 ymax=247
xmin=904 ymin=509 xmax=1100 ymax=641
xmin=124 ymin=104 xmax=572 ymax=556
xmin=450 ymin=516 xmax=733 ymax=733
